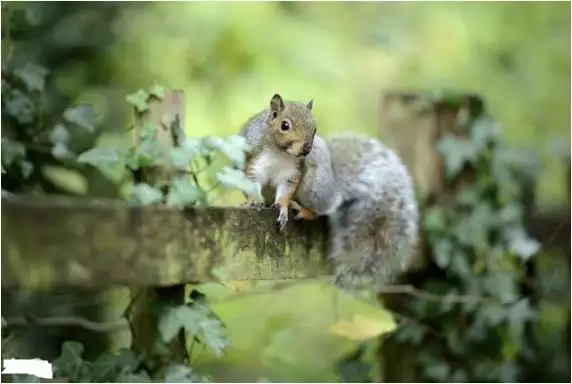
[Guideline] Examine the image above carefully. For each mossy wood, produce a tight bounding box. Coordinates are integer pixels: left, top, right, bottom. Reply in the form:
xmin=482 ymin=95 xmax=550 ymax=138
xmin=1 ymin=193 xmax=330 ymax=289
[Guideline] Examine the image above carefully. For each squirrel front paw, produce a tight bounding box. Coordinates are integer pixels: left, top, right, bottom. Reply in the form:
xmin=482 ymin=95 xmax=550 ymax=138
xmin=275 ymin=209 xmax=288 ymax=233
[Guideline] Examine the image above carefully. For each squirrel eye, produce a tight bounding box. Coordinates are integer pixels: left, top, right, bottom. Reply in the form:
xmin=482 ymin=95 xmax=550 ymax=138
xmin=272 ymin=111 xmax=278 ymax=119
xmin=280 ymin=121 xmax=290 ymax=131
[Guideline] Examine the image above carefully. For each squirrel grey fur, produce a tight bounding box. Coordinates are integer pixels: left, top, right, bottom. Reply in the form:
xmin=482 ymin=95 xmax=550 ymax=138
xmin=240 ymin=95 xmax=419 ymax=291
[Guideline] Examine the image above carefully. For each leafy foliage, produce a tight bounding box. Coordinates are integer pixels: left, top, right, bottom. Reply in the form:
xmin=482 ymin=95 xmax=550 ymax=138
xmin=2 ymin=65 xmax=250 ymax=382
xmin=390 ymin=100 xmax=545 ymax=382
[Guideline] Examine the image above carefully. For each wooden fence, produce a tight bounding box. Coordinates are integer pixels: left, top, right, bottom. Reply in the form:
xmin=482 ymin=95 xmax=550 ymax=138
xmin=2 ymin=89 xmax=569 ymax=381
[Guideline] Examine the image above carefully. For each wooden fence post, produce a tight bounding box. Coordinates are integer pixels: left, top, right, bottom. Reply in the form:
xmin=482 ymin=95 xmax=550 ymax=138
xmin=128 ymin=89 xmax=188 ymax=377
xmin=376 ymin=90 xmax=485 ymax=382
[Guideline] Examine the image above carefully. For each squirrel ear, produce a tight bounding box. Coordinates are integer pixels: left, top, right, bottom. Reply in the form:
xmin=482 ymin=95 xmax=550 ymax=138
xmin=270 ymin=94 xmax=285 ymax=116
xmin=306 ymin=99 xmax=314 ymax=110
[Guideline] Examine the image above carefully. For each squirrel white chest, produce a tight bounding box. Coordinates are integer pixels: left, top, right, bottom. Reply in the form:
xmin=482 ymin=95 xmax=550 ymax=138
xmin=250 ymin=150 xmax=298 ymax=188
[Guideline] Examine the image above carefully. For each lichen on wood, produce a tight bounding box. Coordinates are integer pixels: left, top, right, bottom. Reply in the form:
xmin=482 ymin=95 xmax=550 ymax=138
xmin=1 ymin=192 xmax=331 ymax=290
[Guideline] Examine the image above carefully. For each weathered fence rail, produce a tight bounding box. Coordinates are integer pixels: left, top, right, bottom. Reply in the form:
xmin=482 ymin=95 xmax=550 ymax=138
xmin=1 ymin=193 xmax=330 ymax=289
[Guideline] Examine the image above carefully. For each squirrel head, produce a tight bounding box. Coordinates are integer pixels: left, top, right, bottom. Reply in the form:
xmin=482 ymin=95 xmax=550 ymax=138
xmin=266 ymin=93 xmax=316 ymax=157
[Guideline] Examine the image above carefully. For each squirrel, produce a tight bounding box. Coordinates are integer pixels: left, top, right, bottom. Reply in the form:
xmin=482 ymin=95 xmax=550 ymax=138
xmin=239 ymin=93 xmax=419 ymax=291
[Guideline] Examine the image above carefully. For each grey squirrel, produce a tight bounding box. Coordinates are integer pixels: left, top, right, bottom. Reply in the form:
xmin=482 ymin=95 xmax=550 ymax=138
xmin=239 ymin=93 xmax=419 ymax=290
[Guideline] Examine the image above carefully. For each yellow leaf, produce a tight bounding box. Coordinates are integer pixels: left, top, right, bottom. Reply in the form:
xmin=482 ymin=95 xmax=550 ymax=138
xmin=223 ymin=280 xmax=253 ymax=293
xmin=329 ymin=314 xmax=396 ymax=341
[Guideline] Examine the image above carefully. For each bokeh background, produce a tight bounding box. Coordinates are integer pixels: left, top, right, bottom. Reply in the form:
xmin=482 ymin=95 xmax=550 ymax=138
xmin=2 ymin=2 xmax=570 ymax=382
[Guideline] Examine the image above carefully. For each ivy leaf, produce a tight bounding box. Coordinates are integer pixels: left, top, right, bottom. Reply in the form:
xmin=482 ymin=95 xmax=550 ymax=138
xmin=480 ymin=302 xmax=506 ymax=326
xmin=423 ymin=360 xmax=450 ymax=382
xmin=49 ymin=124 xmax=70 ymax=144
xmin=504 ymin=227 xmax=541 ymax=261
xmin=49 ymin=125 xmax=72 ymax=160
xmin=216 ymin=167 xmax=261 ymax=198
xmin=131 ymin=183 xmax=164 ymax=205
xmin=394 ymin=323 xmax=425 ymax=345
xmin=118 ymin=372 xmax=152 ymax=383
xmin=508 ymin=298 xmax=534 ymax=341
xmin=203 ymin=135 xmax=250 ymax=168
xmin=77 ymin=147 xmax=121 ymax=168
xmin=149 ymin=83 xmax=166 ymax=100
xmin=20 ymin=161 xmax=34 ymax=179
xmin=52 ymin=341 xmax=90 ymax=382
xmin=51 ymin=142 xmax=72 ymax=160
xmin=166 ymin=177 xmax=204 ymax=207
xmin=14 ymin=63 xmax=48 ymax=92
xmin=498 ymin=203 xmax=523 ymax=224
xmin=424 ymin=206 xmax=447 ymax=233
xmin=5 ymin=90 xmax=34 ymax=124
xmin=433 ymin=238 xmax=453 ymax=268
xmin=90 ymin=348 xmax=140 ymax=382
xmin=169 ymin=145 xmax=199 ymax=171
xmin=1 ymin=138 xmax=26 ymax=168
xmin=449 ymin=250 xmax=471 ymax=277
xmin=164 ymin=364 xmax=197 ymax=383
xmin=63 ymin=104 xmax=97 ymax=132
xmin=126 ymin=136 xmax=166 ymax=169
xmin=470 ymin=117 xmax=502 ymax=150
xmin=126 ymin=89 xmax=150 ymax=113
xmin=436 ymin=134 xmax=478 ymax=179
xmin=484 ymin=271 xmax=518 ymax=304
xmin=158 ymin=304 xmax=230 ymax=357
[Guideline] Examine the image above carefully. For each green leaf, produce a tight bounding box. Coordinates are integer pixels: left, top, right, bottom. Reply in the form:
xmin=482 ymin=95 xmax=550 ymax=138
xmin=484 ymin=271 xmax=518 ymax=304
xmin=166 ymin=177 xmax=204 ymax=207
xmin=140 ymin=124 xmax=156 ymax=140
xmin=449 ymin=250 xmax=471 ymax=277
xmin=20 ymin=161 xmax=34 ymax=179
xmin=470 ymin=117 xmax=502 ymax=150
xmin=51 ymin=142 xmax=72 ymax=160
xmin=1 ymin=138 xmax=26 ymax=167
xmin=49 ymin=124 xmax=70 ymax=144
xmin=14 ymin=63 xmax=48 ymax=92
xmin=216 ymin=167 xmax=261 ymax=198
xmin=394 ymin=323 xmax=425 ymax=344
xmin=126 ymin=136 xmax=167 ymax=169
xmin=90 ymin=348 xmax=140 ymax=382
xmin=131 ymin=183 xmax=164 ymax=205
xmin=423 ymin=206 xmax=447 ymax=233
xmin=5 ymin=90 xmax=34 ymax=124
xmin=158 ymin=304 xmax=230 ymax=357
xmin=118 ymin=372 xmax=152 ymax=383
xmin=149 ymin=83 xmax=166 ymax=100
xmin=52 ymin=341 xmax=90 ymax=382
xmin=480 ymin=302 xmax=506 ymax=326
xmin=164 ymin=364 xmax=196 ymax=383
xmin=77 ymin=147 xmax=121 ymax=167
xmin=508 ymin=298 xmax=534 ymax=340
xmin=504 ymin=227 xmax=541 ymax=261
xmin=433 ymin=237 xmax=453 ymax=268
xmin=169 ymin=144 xmax=199 ymax=171
xmin=423 ymin=360 xmax=450 ymax=382
xmin=126 ymin=89 xmax=150 ymax=112
xmin=63 ymin=105 xmax=97 ymax=132
xmin=202 ymin=135 xmax=250 ymax=168
xmin=436 ymin=134 xmax=478 ymax=179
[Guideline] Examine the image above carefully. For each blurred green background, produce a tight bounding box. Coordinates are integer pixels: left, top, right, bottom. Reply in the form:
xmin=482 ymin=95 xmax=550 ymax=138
xmin=2 ymin=1 xmax=570 ymax=382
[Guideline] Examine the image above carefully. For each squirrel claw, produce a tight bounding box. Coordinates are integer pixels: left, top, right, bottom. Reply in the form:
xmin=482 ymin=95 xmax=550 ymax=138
xmin=275 ymin=211 xmax=288 ymax=233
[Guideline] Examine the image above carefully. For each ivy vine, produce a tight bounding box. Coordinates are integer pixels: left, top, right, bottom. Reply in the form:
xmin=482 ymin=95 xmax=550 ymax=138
xmin=391 ymin=93 xmax=543 ymax=382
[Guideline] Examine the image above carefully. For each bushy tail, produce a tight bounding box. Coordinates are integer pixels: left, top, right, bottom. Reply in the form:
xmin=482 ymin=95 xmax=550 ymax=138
xmin=325 ymin=134 xmax=419 ymax=292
